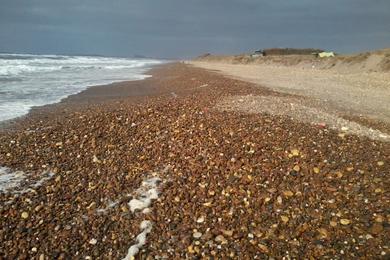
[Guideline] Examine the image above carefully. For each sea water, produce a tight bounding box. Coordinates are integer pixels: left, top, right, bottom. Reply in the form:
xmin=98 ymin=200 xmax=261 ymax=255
xmin=0 ymin=53 xmax=163 ymax=122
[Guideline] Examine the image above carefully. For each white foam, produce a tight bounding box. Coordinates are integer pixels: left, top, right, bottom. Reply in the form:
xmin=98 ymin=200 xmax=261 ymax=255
xmin=30 ymin=172 xmax=55 ymax=188
xmin=122 ymin=166 xmax=170 ymax=259
xmin=96 ymin=200 xmax=119 ymax=214
xmin=0 ymin=53 xmax=164 ymax=122
xmin=0 ymin=167 xmax=26 ymax=193
xmin=122 ymin=220 xmax=153 ymax=260
xmin=0 ymin=166 xmax=54 ymax=194
xmin=128 ymin=177 xmax=161 ymax=213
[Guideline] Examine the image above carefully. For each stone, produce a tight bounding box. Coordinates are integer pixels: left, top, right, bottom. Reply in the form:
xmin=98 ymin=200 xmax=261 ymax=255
xmin=21 ymin=212 xmax=29 ymax=219
xmin=293 ymin=165 xmax=300 ymax=172
xmin=291 ymin=149 xmax=300 ymax=157
xmin=215 ymin=235 xmax=228 ymax=244
xmin=221 ymin=229 xmax=233 ymax=237
xmin=281 ymin=216 xmax=289 ymax=223
xmin=193 ymin=232 xmax=202 ymax=239
xmin=317 ymin=228 xmax=329 ymax=239
xmin=89 ymin=238 xmax=97 ymax=245
xmin=196 ymin=216 xmax=205 ymax=223
xmin=370 ymin=223 xmax=383 ymax=234
xmin=258 ymin=243 xmax=269 ymax=253
xmin=283 ymin=190 xmax=294 ymax=197
xmin=340 ymin=219 xmax=351 ymax=225
xmin=187 ymin=245 xmax=195 ymax=254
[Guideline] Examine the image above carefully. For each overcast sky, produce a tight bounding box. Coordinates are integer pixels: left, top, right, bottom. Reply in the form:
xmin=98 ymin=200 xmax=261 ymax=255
xmin=0 ymin=0 xmax=389 ymax=58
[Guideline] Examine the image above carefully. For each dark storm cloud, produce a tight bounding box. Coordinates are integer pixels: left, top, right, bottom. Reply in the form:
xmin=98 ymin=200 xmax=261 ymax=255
xmin=0 ymin=0 xmax=389 ymax=58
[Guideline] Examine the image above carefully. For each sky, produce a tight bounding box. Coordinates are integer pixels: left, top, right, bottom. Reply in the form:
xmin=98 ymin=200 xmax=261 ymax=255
xmin=0 ymin=0 xmax=389 ymax=58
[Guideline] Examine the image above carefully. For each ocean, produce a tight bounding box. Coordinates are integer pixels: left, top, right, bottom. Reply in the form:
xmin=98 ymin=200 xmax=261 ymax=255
xmin=0 ymin=53 xmax=163 ymax=122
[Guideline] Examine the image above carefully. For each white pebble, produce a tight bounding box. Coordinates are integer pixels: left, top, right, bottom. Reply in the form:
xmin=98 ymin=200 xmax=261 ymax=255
xmin=89 ymin=238 xmax=97 ymax=245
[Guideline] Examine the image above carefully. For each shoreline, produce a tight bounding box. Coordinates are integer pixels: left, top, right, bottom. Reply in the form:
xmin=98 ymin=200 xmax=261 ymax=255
xmin=0 ymin=63 xmax=389 ymax=258
xmin=0 ymin=60 xmax=170 ymax=131
xmin=0 ymin=63 xmax=169 ymax=132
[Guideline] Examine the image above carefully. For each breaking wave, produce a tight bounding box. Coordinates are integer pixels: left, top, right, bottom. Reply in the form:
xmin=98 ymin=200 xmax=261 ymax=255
xmin=0 ymin=53 xmax=164 ymax=122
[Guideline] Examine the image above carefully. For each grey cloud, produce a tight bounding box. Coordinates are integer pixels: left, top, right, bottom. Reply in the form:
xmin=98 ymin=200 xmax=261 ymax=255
xmin=0 ymin=0 xmax=389 ymax=58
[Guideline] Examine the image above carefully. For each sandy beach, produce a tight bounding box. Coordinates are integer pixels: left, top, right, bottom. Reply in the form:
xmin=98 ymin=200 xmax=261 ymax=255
xmin=0 ymin=63 xmax=389 ymax=258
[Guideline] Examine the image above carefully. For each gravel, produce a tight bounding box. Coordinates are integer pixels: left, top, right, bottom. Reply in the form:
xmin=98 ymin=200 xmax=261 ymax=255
xmin=0 ymin=63 xmax=389 ymax=259
xmin=217 ymin=95 xmax=390 ymax=142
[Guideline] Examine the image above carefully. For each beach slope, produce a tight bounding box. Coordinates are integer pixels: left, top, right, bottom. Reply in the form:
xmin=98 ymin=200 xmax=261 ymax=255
xmin=0 ymin=63 xmax=389 ymax=259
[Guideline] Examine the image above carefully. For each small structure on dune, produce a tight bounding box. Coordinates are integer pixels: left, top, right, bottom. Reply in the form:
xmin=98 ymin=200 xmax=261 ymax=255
xmin=250 ymin=50 xmax=264 ymax=58
xmin=261 ymin=48 xmax=325 ymax=56
xmin=251 ymin=48 xmax=336 ymax=58
xmin=316 ymin=52 xmax=335 ymax=58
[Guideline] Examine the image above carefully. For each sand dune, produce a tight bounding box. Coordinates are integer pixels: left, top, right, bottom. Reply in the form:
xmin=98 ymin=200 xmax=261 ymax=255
xmin=190 ymin=49 xmax=390 ymax=126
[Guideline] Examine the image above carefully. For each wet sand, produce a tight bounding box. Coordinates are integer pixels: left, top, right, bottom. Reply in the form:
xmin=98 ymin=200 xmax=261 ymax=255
xmin=0 ymin=63 xmax=389 ymax=259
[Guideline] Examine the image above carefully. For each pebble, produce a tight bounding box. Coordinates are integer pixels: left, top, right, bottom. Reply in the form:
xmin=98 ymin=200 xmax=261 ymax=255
xmin=281 ymin=215 xmax=289 ymax=223
xmin=370 ymin=223 xmax=383 ymax=234
xmin=92 ymin=155 xmax=101 ymax=163
xmin=221 ymin=230 xmax=234 ymax=237
xmin=258 ymin=243 xmax=269 ymax=253
xmin=187 ymin=245 xmax=195 ymax=254
xmin=89 ymin=238 xmax=97 ymax=245
xmin=215 ymin=235 xmax=228 ymax=244
xmin=21 ymin=212 xmax=29 ymax=219
xmin=377 ymin=161 xmax=384 ymax=166
xmin=291 ymin=149 xmax=300 ymax=156
xmin=283 ymin=190 xmax=294 ymax=197
xmin=317 ymin=228 xmax=329 ymax=239
xmin=196 ymin=216 xmax=205 ymax=223
xmin=0 ymin=63 xmax=388 ymax=259
xmin=340 ymin=219 xmax=351 ymax=225
xmin=293 ymin=165 xmax=301 ymax=172
xmin=193 ymin=232 xmax=202 ymax=239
